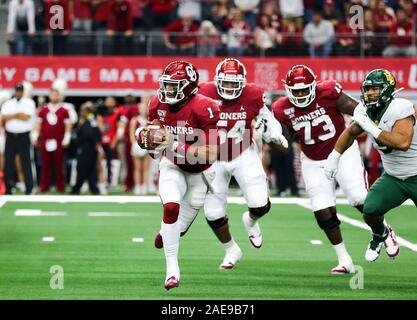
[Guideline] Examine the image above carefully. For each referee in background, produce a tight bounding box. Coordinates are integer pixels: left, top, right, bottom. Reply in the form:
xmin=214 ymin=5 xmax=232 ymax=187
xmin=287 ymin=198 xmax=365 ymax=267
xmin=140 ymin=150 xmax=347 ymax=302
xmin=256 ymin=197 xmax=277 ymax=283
xmin=0 ymin=82 xmax=36 ymax=195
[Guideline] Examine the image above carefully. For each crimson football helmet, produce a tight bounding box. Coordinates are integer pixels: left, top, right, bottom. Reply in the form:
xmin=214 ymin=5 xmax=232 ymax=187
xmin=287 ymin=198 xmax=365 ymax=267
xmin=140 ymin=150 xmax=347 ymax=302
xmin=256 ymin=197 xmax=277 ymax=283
xmin=284 ymin=65 xmax=317 ymax=108
xmin=158 ymin=61 xmax=199 ymax=105
xmin=215 ymin=58 xmax=247 ymax=100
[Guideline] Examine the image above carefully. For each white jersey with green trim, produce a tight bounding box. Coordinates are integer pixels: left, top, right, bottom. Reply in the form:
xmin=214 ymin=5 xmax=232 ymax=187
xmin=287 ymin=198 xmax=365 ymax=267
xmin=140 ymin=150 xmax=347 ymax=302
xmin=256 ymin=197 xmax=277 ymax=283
xmin=357 ymin=98 xmax=417 ymax=180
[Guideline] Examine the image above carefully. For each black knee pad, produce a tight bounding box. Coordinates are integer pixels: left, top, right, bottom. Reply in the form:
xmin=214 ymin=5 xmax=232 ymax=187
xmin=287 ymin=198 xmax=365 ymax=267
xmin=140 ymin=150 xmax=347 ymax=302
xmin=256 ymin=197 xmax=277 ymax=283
xmin=248 ymin=201 xmax=271 ymax=218
xmin=314 ymin=207 xmax=340 ymax=233
xmin=206 ymin=215 xmax=229 ymax=230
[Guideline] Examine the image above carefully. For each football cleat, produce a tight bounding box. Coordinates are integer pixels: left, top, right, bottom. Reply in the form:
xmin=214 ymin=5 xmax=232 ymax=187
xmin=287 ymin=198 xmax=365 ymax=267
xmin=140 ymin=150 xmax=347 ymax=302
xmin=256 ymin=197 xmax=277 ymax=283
xmin=154 ymin=232 xmax=163 ymax=249
xmin=384 ymin=224 xmax=399 ymax=258
xmin=164 ymin=276 xmax=179 ymax=290
xmin=365 ymin=238 xmax=384 ymax=262
xmin=219 ymin=246 xmax=243 ymax=270
xmin=242 ymin=211 xmax=262 ymax=248
xmin=331 ymin=257 xmax=355 ymax=274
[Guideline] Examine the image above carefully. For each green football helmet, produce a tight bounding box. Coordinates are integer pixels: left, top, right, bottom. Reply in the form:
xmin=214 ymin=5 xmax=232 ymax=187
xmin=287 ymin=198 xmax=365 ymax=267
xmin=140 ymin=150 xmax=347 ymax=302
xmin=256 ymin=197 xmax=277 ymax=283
xmin=361 ymin=69 xmax=396 ymax=117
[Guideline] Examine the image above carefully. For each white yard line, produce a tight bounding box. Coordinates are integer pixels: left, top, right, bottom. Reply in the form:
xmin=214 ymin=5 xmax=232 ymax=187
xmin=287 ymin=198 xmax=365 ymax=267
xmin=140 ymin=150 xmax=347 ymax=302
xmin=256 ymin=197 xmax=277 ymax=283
xmin=3 ymin=195 xmax=416 ymax=251
xmin=14 ymin=209 xmax=67 ymax=216
xmin=297 ymin=202 xmax=417 ymax=252
xmin=2 ymin=195 xmax=415 ymax=205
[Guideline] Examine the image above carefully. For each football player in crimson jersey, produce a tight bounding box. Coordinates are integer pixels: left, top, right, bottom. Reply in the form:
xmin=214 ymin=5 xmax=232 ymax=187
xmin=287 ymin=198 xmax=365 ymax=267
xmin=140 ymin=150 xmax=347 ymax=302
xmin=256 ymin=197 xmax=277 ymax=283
xmin=153 ymin=58 xmax=288 ymax=269
xmin=136 ymin=61 xmax=220 ymax=290
xmin=198 ymin=58 xmax=287 ymax=268
xmin=272 ymin=65 xmax=369 ymax=274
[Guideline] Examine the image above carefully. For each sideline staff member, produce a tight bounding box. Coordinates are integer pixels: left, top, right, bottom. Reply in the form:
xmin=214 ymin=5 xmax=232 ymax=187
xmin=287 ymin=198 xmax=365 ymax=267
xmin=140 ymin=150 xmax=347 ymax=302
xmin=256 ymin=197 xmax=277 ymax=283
xmin=0 ymin=82 xmax=36 ymax=194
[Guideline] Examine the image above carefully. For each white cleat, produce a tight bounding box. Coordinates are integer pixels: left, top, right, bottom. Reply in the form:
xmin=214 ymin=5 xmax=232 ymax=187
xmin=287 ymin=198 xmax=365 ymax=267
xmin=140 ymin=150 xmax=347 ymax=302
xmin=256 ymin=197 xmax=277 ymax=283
xmin=219 ymin=246 xmax=243 ymax=270
xmin=331 ymin=257 xmax=356 ymax=274
xmin=242 ymin=211 xmax=262 ymax=248
xmin=384 ymin=224 xmax=400 ymax=259
xmin=164 ymin=276 xmax=180 ymax=290
xmin=365 ymin=239 xmax=383 ymax=262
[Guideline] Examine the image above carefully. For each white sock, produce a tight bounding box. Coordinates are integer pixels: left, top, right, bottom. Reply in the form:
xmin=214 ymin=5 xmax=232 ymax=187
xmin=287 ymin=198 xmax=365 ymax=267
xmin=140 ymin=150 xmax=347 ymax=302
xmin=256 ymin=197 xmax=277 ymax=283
xmin=246 ymin=212 xmax=257 ymax=227
xmin=333 ymin=242 xmax=351 ymax=263
xmin=224 ymin=238 xmax=238 ymax=253
xmin=178 ymin=204 xmax=199 ymax=235
xmin=161 ymin=221 xmax=180 ymax=281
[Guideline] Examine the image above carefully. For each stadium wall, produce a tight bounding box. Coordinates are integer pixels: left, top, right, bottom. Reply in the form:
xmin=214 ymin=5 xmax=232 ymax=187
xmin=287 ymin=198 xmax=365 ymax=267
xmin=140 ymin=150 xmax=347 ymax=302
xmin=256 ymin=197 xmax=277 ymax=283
xmin=0 ymin=56 xmax=416 ymax=101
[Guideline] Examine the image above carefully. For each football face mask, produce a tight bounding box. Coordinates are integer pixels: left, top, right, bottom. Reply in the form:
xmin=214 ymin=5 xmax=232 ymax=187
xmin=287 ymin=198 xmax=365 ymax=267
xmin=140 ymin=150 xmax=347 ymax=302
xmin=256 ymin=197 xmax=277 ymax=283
xmin=284 ymin=64 xmax=317 ymax=108
xmin=158 ymin=78 xmax=189 ymax=105
xmin=215 ymin=58 xmax=247 ymax=100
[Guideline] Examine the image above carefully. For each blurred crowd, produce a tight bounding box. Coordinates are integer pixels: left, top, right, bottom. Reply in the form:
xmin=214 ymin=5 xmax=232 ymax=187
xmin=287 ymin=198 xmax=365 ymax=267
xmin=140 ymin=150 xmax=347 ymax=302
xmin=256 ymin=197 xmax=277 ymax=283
xmin=5 ymin=0 xmax=417 ymax=57
xmin=0 ymin=80 xmax=383 ymax=196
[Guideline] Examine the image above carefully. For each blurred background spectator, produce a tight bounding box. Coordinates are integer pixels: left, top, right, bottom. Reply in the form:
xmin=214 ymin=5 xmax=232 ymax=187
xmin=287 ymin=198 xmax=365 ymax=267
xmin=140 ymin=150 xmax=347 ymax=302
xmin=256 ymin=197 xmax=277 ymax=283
xmin=382 ymin=8 xmax=417 ymax=56
xmin=106 ymin=0 xmax=134 ymax=55
xmin=197 ymin=20 xmax=221 ymax=57
xmin=45 ymin=0 xmax=71 ymax=55
xmin=7 ymin=0 xmax=36 ymax=55
xmin=0 ymin=0 xmax=414 ymax=58
xmin=254 ymin=14 xmax=279 ymax=56
xmin=224 ymin=8 xmax=250 ymax=56
xmin=129 ymin=93 xmax=150 ymax=195
xmin=163 ymin=11 xmax=198 ymax=55
xmin=71 ymin=101 xmax=101 ymax=195
xmin=303 ymin=10 xmax=335 ymax=57
xmin=72 ymin=0 xmax=93 ymax=32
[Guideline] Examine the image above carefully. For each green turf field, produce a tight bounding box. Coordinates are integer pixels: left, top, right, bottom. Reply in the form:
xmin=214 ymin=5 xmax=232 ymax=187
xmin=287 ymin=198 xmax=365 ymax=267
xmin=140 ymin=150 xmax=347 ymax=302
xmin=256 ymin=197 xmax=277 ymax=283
xmin=0 ymin=198 xmax=416 ymax=300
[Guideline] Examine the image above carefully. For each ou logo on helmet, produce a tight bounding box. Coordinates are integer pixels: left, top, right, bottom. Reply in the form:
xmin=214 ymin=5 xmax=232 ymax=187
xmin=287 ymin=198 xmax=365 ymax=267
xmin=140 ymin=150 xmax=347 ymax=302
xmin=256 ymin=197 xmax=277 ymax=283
xmin=185 ymin=65 xmax=197 ymax=82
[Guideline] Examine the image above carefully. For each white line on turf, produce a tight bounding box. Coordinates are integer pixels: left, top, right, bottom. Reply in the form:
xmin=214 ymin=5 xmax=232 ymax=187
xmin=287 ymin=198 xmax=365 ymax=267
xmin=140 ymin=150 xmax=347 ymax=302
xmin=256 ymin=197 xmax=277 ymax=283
xmin=132 ymin=237 xmax=144 ymax=243
xmin=0 ymin=199 xmax=6 ymax=209
xmin=1 ymin=195 xmax=415 ymax=205
xmin=87 ymin=212 xmax=150 ymax=217
xmin=42 ymin=237 xmax=55 ymax=242
xmin=310 ymin=240 xmax=323 ymax=245
xmin=14 ymin=210 xmax=67 ymax=216
xmin=297 ymin=202 xmax=417 ymax=252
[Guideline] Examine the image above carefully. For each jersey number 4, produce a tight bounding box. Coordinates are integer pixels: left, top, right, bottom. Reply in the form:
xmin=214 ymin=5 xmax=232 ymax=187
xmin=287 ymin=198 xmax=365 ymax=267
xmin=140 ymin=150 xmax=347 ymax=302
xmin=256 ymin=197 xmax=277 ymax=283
xmin=217 ymin=120 xmax=246 ymax=144
xmin=293 ymin=114 xmax=336 ymax=145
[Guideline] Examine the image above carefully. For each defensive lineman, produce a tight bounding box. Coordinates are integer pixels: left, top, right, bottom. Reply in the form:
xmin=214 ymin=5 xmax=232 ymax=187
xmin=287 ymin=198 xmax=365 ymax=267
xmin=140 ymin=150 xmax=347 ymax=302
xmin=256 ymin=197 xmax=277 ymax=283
xmin=325 ymin=69 xmax=409 ymax=262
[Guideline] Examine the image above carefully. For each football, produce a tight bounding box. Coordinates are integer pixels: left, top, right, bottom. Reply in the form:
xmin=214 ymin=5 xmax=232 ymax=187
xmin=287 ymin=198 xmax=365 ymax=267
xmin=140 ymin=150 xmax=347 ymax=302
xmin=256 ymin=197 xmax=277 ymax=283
xmin=137 ymin=122 xmax=165 ymax=150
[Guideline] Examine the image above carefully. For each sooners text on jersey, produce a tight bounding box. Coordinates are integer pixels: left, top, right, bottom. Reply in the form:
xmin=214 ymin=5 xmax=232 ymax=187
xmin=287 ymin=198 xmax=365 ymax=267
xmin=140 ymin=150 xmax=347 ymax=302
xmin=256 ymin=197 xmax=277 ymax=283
xmin=148 ymin=93 xmax=220 ymax=173
xmin=199 ymin=82 xmax=264 ymax=161
xmin=273 ymin=80 xmax=345 ymax=161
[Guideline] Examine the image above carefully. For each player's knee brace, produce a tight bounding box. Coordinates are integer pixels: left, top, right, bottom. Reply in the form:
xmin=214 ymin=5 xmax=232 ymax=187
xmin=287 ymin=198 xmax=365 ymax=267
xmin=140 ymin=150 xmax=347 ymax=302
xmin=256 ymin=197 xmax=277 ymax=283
xmin=248 ymin=200 xmax=271 ymax=218
xmin=314 ymin=207 xmax=341 ymax=233
xmin=206 ymin=215 xmax=229 ymax=230
xmin=163 ymin=202 xmax=180 ymax=224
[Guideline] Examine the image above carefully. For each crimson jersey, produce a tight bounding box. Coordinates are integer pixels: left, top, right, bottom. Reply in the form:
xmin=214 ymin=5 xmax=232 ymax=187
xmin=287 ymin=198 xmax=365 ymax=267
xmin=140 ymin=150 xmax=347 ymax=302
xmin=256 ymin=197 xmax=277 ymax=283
xmin=272 ymin=80 xmax=345 ymax=161
xmin=101 ymin=107 xmax=126 ymax=146
xmin=148 ymin=93 xmax=220 ymax=173
xmin=120 ymin=103 xmax=139 ymax=139
xmin=198 ymin=82 xmax=264 ymax=161
xmin=38 ymin=104 xmax=70 ymax=143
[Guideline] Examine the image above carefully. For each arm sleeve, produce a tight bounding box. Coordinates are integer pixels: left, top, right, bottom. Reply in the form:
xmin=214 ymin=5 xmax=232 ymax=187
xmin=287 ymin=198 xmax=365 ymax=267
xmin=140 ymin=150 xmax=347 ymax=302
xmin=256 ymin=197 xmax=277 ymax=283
xmin=147 ymin=96 xmax=158 ymax=122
